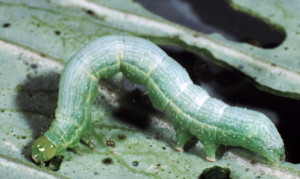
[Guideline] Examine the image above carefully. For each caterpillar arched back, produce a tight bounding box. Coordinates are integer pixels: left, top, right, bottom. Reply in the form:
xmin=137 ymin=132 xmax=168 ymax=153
xmin=31 ymin=36 xmax=285 ymax=165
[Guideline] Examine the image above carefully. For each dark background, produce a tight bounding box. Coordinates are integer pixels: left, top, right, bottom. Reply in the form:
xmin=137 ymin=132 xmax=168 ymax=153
xmin=138 ymin=0 xmax=299 ymax=164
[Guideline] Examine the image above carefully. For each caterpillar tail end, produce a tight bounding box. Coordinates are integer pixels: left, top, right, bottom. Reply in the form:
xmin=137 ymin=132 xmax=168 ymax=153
xmin=32 ymin=135 xmax=57 ymax=164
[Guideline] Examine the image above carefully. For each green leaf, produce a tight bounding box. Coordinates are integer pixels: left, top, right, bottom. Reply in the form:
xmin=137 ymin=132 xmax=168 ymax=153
xmin=1 ymin=0 xmax=300 ymax=98
xmin=0 ymin=0 xmax=299 ymax=178
xmin=56 ymin=0 xmax=300 ymax=99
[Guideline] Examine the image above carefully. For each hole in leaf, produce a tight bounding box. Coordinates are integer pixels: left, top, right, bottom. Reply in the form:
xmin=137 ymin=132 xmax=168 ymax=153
xmin=199 ymin=166 xmax=231 ymax=179
xmin=138 ymin=0 xmax=285 ymax=48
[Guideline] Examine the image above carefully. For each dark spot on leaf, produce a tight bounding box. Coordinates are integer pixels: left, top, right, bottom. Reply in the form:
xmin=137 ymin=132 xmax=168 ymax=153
xmin=162 ymin=147 xmax=166 ymax=150
xmin=94 ymin=171 xmax=99 ymax=175
xmin=2 ymin=23 xmax=10 ymax=28
xmin=86 ymin=10 xmax=95 ymax=16
xmin=55 ymin=30 xmax=61 ymax=35
xmin=132 ymin=161 xmax=139 ymax=166
xmin=118 ymin=134 xmax=126 ymax=140
xmin=106 ymin=138 xmax=115 ymax=147
xmin=30 ymin=64 xmax=38 ymax=69
xmin=284 ymin=47 xmax=288 ymax=50
xmin=102 ymin=157 xmax=113 ymax=165
xmin=199 ymin=166 xmax=230 ymax=179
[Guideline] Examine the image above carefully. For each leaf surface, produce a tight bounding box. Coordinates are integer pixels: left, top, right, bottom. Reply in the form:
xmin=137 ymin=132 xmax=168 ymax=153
xmin=0 ymin=0 xmax=299 ymax=178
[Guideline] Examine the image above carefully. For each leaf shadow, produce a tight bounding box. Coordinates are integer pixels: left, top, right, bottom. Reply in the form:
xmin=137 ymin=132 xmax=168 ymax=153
xmin=15 ymin=72 xmax=60 ymax=161
xmin=111 ymin=88 xmax=153 ymax=129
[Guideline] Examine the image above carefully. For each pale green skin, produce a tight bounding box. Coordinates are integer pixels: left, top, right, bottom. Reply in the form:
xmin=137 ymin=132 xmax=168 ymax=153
xmin=32 ymin=36 xmax=285 ymax=164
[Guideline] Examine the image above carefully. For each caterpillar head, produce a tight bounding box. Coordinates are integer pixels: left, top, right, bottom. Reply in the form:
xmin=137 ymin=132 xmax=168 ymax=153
xmin=31 ymin=136 xmax=57 ymax=164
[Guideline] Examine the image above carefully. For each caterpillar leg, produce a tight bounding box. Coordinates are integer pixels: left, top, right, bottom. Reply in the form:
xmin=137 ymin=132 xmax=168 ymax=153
xmin=174 ymin=129 xmax=194 ymax=152
xmin=80 ymin=124 xmax=95 ymax=151
xmin=190 ymin=123 xmax=219 ymax=161
xmin=202 ymin=143 xmax=220 ymax=162
xmin=69 ymin=146 xmax=85 ymax=156
xmin=80 ymin=135 xmax=96 ymax=151
xmin=80 ymin=117 xmax=96 ymax=150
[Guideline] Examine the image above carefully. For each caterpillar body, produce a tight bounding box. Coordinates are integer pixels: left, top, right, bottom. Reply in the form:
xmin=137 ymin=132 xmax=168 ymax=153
xmin=32 ymin=35 xmax=285 ymax=164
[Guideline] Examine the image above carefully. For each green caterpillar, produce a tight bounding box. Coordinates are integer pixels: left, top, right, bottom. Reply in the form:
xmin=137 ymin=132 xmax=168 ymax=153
xmin=32 ymin=35 xmax=285 ymax=165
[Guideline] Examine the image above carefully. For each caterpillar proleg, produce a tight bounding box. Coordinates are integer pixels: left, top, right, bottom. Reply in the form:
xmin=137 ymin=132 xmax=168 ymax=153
xmin=32 ymin=35 xmax=285 ymax=165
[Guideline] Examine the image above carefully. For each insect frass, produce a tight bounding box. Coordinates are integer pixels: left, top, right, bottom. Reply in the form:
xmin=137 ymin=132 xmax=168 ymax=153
xmin=32 ymin=35 xmax=285 ymax=165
